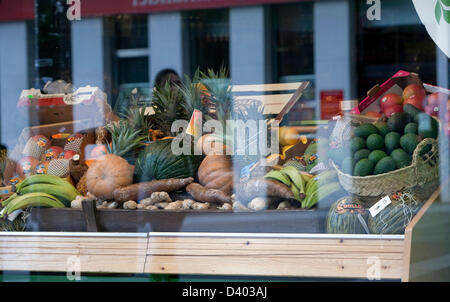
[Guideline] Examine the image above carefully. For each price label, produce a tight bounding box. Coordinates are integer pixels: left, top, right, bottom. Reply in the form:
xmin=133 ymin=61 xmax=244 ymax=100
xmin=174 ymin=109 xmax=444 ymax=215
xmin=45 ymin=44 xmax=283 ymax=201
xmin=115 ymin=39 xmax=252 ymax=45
xmin=369 ymin=195 xmax=392 ymax=217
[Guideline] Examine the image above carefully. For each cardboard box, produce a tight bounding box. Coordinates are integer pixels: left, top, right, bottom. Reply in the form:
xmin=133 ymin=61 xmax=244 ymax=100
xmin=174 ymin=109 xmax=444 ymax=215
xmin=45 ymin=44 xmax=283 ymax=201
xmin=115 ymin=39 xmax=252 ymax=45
xmin=2 ymin=120 xmax=96 ymax=185
xmin=17 ymin=86 xmax=119 ymax=127
xmin=351 ymin=70 xmax=450 ymax=115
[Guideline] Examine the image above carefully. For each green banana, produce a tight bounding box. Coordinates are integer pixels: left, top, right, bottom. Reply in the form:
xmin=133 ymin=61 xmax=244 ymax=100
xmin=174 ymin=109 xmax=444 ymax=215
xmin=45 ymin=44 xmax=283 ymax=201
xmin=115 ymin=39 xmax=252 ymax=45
xmin=1 ymin=193 xmax=18 ymax=207
xmin=15 ymin=174 xmax=75 ymax=192
xmin=305 ymin=178 xmax=318 ymax=197
xmin=303 ymin=181 xmax=342 ymax=209
xmin=264 ymin=170 xmax=291 ymax=186
xmin=17 ymin=183 xmax=78 ymax=207
xmin=300 ymin=172 xmax=313 ymax=183
xmin=290 ymin=184 xmax=301 ymax=202
xmin=2 ymin=192 xmax=65 ymax=217
xmin=281 ymin=166 xmax=306 ymax=196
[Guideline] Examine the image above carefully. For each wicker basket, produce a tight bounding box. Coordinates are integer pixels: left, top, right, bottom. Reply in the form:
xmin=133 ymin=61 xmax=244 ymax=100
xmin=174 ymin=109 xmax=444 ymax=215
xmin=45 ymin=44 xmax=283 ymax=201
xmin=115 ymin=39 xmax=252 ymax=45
xmin=331 ymin=138 xmax=439 ymax=197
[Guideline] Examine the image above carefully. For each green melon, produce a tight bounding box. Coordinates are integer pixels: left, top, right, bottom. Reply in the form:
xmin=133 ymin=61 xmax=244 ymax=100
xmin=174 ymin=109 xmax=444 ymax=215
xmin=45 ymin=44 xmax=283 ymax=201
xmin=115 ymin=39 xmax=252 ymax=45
xmin=326 ymin=196 xmax=368 ymax=234
xmin=368 ymin=191 xmax=423 ymax=234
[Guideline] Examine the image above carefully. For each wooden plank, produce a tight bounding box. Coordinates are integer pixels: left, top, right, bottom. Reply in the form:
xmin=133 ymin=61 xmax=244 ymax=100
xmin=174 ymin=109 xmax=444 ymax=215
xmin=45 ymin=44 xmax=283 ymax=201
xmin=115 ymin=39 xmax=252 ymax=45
xmin=0 ymin=255 xmax=145 ymax=273
xmin=0 ymin=235 xmax=149 ymax=273
xmin=145 ymin=236 xmax=404 ymax=279
xmin=148 ymin=237 xmax=405 ymax=247
xmin=231 ymin=82 xmax=302 ymax=93
xmin=82 ymin=200 xmax=98 ymax=232
xmin=147 ymin=249 xmax=403 ymax=260
xmin=402 ymin=180 xmax=450 ymax=282
xmin=144 ymin=255 xmax=403 ymax=279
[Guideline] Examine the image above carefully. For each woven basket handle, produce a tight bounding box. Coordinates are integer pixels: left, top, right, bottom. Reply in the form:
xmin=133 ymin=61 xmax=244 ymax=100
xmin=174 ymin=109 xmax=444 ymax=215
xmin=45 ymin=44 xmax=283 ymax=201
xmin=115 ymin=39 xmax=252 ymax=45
xmin=411 ymin=138 xmax=438 ymax=166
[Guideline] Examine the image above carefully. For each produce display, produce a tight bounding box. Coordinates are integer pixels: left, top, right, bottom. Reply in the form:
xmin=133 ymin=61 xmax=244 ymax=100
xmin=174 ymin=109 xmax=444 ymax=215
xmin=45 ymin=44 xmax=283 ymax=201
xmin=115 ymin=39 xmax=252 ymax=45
xmin=0 ymin=71 xmax=446 ymax=235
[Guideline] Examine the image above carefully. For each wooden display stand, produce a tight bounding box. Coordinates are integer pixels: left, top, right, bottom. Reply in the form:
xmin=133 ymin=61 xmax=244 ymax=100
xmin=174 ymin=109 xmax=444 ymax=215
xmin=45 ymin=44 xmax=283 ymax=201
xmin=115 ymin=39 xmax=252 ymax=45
xmin=0 ymin=184 xmax=446 ymax=281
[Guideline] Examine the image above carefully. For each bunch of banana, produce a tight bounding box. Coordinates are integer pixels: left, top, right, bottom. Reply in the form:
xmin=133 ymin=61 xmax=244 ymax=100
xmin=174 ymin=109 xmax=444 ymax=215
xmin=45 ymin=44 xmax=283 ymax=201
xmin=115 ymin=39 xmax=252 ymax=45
xmin=1 ymin=175 xmax=79 ymax=218
xmin=302 ymin=170 xmax=342 ymax=209
xmin=264 ymin=166 xmax=311 ymax=202
xmin=264 ymin=167 xmax=343 ymax=209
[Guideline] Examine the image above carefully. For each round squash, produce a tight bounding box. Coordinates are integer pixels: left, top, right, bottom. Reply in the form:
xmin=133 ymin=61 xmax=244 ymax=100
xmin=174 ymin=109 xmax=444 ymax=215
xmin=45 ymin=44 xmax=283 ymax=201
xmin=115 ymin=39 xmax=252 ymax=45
xmin=197 ymin=155 xmax=234 ymax=194
xmin=86 ymin=154 xmax=134 ymax=200
xmin=195 ymin=134 xmax=231 ymax=156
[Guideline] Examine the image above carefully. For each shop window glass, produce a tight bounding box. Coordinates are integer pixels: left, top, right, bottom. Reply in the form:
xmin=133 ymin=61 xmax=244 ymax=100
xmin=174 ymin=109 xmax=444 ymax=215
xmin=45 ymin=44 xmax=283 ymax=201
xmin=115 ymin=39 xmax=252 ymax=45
xmin=271 ymin=2 xmax=315 ymax=123
xmin=356 ymin=0 xmax=437 ymax=98
xmin=184 ymin=9 xmax=229 ymax=75
xmin=33 ymin=0 xmax=72 ymax=89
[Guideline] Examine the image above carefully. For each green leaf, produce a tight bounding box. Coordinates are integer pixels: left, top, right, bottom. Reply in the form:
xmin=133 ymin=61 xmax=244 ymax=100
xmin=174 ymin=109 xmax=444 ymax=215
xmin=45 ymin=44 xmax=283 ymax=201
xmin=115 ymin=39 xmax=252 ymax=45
xmin=436 ymin=0 xmax=442 ymax=24
xmin=443 ymin=3 xmax=450 ymax=23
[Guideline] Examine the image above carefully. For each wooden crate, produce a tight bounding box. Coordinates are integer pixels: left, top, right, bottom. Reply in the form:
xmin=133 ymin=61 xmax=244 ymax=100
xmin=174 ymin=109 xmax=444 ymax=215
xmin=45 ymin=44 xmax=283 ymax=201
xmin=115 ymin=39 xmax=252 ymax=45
xmin=0 ymin=183 xmax=445 ymax=281
xmin=25 ymin=207 xmax=325 ymax=234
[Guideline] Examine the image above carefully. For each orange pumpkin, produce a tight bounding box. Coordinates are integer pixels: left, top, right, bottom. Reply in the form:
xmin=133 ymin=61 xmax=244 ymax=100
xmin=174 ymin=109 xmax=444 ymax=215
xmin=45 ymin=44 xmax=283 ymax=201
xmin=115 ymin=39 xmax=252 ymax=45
xmin=85 ymin=154 xmax=134 ymax=200
xmin=197 ymin=155 xmax=234 ymax=194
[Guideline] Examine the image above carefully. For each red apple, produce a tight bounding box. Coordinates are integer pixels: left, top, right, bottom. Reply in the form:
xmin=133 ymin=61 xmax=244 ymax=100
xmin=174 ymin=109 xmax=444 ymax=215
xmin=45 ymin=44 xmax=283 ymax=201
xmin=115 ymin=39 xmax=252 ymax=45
xmin=403 ymin=83 xmax=426 ymax=101
xmin=404 ymin=95 xmax=425 ymax=110
xmin=365 ymin=111 xmax=381 ymax=118
xmin=424 ymin=104 xmax=439 ymax=117
xmin=383 ymin=105 xmax=403 ymax=117
xmin=380 ymin=93 xmax=403 ymax=111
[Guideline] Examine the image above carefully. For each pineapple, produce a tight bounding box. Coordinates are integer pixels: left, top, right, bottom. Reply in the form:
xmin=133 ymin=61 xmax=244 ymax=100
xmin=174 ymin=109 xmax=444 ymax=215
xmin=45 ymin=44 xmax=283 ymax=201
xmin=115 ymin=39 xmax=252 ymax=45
xmin=120 ymin=89 xmax=152 ymax=137
xmin=106 ymin=121 xmax=146 ymax=164
xmin=150 ymin=82 xmax=187 ymax=136
xmin=178 ymin=69 xmax=210 ymax=119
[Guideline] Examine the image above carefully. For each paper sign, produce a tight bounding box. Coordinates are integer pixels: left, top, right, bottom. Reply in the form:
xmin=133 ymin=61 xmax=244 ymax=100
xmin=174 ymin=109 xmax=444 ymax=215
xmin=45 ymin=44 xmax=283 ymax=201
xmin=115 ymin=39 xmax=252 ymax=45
xmin=369 ymin=195 xmax=392 ymax=217
xmin=413 ymin=0 xmax=450 ymax=59
xmin=186 ymin=109 xmax=202 ymax=137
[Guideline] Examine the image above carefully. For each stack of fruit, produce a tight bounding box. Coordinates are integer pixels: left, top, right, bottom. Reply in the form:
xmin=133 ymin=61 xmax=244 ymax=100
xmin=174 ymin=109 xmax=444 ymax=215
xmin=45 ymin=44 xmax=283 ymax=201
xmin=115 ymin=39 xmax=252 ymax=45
xmin=14 ymin=133 xmax=83 ymax=183
xmin=264 ymin=168 xmax=342 ymax=209
xmin=1 ymin=174 xmax=79 ymax=218
xmin=363 ymin=83 xmax=449 ymax=121
xmin=331 ymin=101 xmax=439 ymax=177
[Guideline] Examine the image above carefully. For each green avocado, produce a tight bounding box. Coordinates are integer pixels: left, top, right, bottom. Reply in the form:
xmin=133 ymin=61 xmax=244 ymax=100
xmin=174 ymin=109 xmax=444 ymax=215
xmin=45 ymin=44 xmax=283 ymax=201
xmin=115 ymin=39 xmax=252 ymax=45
xmin=368 ymin=150 xmax=388 ymax=165
xmin=400 ymin=133 xmax=419 ymax=155
xmin=404 ymin=122 xmax=418 ymax=134
xmin=353 ymin=149 xmax=371 ymax=162
xmin=354 ymin=124 xmax=379 ymax=138
xmin=387 ymin=112 xmax=410 ymax=133
xmin=385 ymin=132 xmax=401 ymax=154
xmin=351 ymin=137 xmax=366 ymax=153
xmin=417 ymin=113 xmax=439 ymax=139
xmin=403 ymin=103 xmax=422 ymax=123
xmin=390 ymin=148 xmax=411 ymax=169
xmin=353 ymin=158 xmax=374 ymax=177
xmin=374 ymin=122 xmax=390 ymax=137
xmin=374 ymin=156 xmax=397 ymax=175
xmin=366 ymin=134 xmax=384 ymax=151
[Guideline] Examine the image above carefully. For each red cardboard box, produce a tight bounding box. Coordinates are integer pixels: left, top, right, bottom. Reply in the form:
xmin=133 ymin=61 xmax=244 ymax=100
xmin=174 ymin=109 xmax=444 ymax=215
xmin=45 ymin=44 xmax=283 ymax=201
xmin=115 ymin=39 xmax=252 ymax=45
xmin=351 ymin=70 xmax=450 ymax=115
